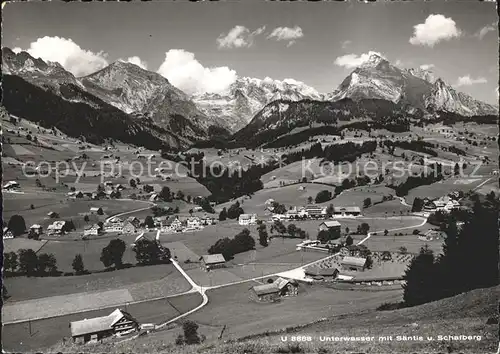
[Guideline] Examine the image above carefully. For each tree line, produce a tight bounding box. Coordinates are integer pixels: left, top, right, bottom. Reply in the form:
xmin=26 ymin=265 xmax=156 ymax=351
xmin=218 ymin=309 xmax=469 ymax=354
xmin=403 ymin=197 xmax=498 ymax=307
xmin=208 ymin=228 xmax=255 ymax=260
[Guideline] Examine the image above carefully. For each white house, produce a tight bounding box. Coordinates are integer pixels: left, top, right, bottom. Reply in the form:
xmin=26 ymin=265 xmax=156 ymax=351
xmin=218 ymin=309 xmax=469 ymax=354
xmin=3 ymin=227 xmax=14 ymax=239
xmin=90 ymin=207 xmax=103 ymax=214
xmin=29 ymin=224 xmax=43 ymax=237
xmin=3 ymin=181 xmax=20 ymax=190
xmin=186 ymin=217 xmax=202 ymax=229
xmin=47 ymin=221 xmax=67 ymax=235
xmin=239 ymin=214 xmax=257 ymax=225
xmin=161 ymin=216 xmax=182 ymax=232
xmin=84 ymin=224 xmax=101 ymax=237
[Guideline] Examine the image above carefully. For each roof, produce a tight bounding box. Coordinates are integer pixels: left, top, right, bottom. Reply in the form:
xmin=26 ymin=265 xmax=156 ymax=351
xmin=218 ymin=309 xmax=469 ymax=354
xmin=252 ymin=283 xmax=280 ymax=296
xmin=320 ymin=221 xmax=341 ymax=228
xmin=90 ymin=207 xmax=102 ymax=211
xmin=305 ymin=205 xmax=323 ymax=210
xmin=29 ymin=224 xmax=42 ymax=229
xmin=202 ymin=254 xmax=226 ymax=264
xmin=274 ymin=277 xmax=297 ymax=290
xmin=49 ymin=221 xmax=66 ymax=230
xmin=305 ymin=266 xmax=338 ymax=277
xmin=341 ymin=256 xmax=367 ymax=267
xmin=3 ymin=181 xmax=19 ymax=188
xmin=70 ymin=309 xmax=126 ymax=337
xmin=334 ymin=206 xmax=361 ymax=213
xmin=163 ymin=216 xmax=180 ymax=226
xmin=238 ymin=214 xmax=256 ymax=220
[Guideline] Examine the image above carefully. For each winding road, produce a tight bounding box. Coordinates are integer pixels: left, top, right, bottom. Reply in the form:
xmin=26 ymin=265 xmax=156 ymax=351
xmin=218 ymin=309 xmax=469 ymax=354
xmin=154 ymin=214 xmax=428 ymax=329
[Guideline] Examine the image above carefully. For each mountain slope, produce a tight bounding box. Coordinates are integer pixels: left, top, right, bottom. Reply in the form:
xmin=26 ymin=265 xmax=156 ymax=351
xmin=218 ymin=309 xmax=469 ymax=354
xmin=193 ymin=77 xmax=325 ymax=132
xmin=1 ymin=48 xmax=207 ymax=148
xmin=1 ymin=74 xmax=182 ymax=149
xmin=329 ymin=53 xmax=498 ymax=117
xmin=233 ymin=98 xmax=421 ymax=147
xmin=80 ymin=61 xmax=210 ymax=138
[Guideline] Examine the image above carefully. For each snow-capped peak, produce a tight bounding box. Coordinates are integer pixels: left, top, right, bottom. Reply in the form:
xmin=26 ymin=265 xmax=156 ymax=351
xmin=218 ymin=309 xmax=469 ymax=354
xmin=359 ymin=52 xmax=388 ymax=69
xmin=192 ymin=75 xmax=325 ymax=132
xmin=407 ymin=67 xmax=437 ymax=84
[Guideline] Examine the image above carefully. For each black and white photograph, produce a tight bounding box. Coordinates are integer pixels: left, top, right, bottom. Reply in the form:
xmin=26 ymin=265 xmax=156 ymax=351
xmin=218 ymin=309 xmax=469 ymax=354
xmin=1 ymin=1 xmax=499 ymax=353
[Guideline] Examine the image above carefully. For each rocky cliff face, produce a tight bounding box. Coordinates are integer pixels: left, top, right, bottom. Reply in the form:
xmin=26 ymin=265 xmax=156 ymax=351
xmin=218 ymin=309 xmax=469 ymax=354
xmin=193 ymin=77 xmax=325 ymax=132
xmin=328 ymin=52 xmax=498 ymax=117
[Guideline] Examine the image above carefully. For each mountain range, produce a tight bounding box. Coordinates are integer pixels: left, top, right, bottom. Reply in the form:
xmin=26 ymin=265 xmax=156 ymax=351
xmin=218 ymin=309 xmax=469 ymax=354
xmin=193 ymin=77 xmax=324 ymax=132
xmin=2 ymin=48 xmax=497 ymax=150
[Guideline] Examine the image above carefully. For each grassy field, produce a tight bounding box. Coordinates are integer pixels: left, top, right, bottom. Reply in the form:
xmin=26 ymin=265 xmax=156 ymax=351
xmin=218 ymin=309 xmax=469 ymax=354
xmin=3 ymin=195 xmax=151 ymax=232
xmin=184 ymin=282 xmax=403 ymax=342
xmin=4 ymin=263 xmax=191 ymax=302
xmin=44 ymin=285 xmax=498 ymax=354
xmin=215 ymin=183 xmax=338 ymax=216
xmin=325 ymin=185 xmax=395 ymax=208
xmin=364 ymin=199 xmax=411 ymax=216
xmin=349 ymin=232 xmax=443 ymax=255
xmin=3 ymin=237 xmax=48 ymax=253
xmin=2 ymin=292 xmax=202 ymax=352
xmin=405 ymin=175 xmax=492 ymax=205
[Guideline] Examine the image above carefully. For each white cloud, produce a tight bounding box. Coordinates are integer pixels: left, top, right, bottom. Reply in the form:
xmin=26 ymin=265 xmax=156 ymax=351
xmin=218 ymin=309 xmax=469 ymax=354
xmin=409 ymin=14 xmax=461 ymax=47
xmin=474 ymin=23 xmax=496 ymax=40
xmin=17 ymin=36 xmax=109 ymax=76
xmin=120 ymin=56 xmax=148 ymax=70
xmin=12 ymin=47 xmax=22 ymax=54
xmin=333 ymin=51 xmax=385 ymax=69
xmin=455 ymin=75 xmax=487 ymax=87
xmin=157 ymin=49 xmax=237 ymax=95
xmin=341 ymin=40 xmax=352 ymax=49
xmin=420 ymin=64 xmax=435 ymax=70
xmin=217 ymin=25 xmax=265 ymax=49
xmin=267 ymin=26 xmax=304 ymax=46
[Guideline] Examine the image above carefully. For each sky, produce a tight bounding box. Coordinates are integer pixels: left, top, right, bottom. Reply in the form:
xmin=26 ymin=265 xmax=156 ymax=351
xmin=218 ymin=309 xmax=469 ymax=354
xmin=2 ymin=1 xmax=498 ymax=104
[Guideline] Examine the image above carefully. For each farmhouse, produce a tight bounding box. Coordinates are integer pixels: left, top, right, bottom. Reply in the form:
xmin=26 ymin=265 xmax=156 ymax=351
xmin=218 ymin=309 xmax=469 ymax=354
xmin=305 ymin=266 xmax=339 ymax=280
xmin=333 ymin=206 xmax=362 ymax=217
xmin=104 ymin=218 xmax=124 ymax=232
xmin=305 ymin=205 xmax=325 ymax=218
xmin=47 ymin=211 xmax=59 ymax=218
xmin=3 ymin=181 xmax=20 ymax=190
xmin=162 ymin=216 xmax=182 ymax=232
xmin=122 ymin=221 xmax=136 ymax=234
xmin=3 ymin=227 xmax=14 ymax=239
xmin=200 ymin=215 xmax=215 ymax=226
xmin=83 ymin=224 xmax=102 ymax=237
xmin=252 ymin=277 xmax=298 ymax=302
xmin=70 ymin=309 xmax=139 ymax=344
xmin=419 ymin=229 xmax=445 ymax=241
xmin=265 ymin=198 xmax=275 ymax=205
xmin=186 ymin=217 xmax=202 ymax=229
xmin=28 ymin=224 xmax=43 ymax=237
xmin=239 ymin=213 xmax=257 ymax=226
xmin=90 ymin=207 xmax=103 ymax=215
xmin=286 ymin=207 xmax=299 ymax=219
xmin=201 ymin=254 xmax=226 ymax=270
xmin=47 ymin=221 xmax=67 ymax=235
xmin=149 ymin=193 xmax=159 ymax=202
xmin=341 ymin=256 xmax=367 ymax=271
xmin=126 ymin=217 xmax=141 ymax=228
xmin=319 ymin=220 xmax=341 ymax=232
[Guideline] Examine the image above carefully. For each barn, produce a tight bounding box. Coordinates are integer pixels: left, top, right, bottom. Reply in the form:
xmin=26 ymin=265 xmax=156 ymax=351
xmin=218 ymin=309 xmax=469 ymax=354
xmin=70 ymin=309 xmax=139 ymax=344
